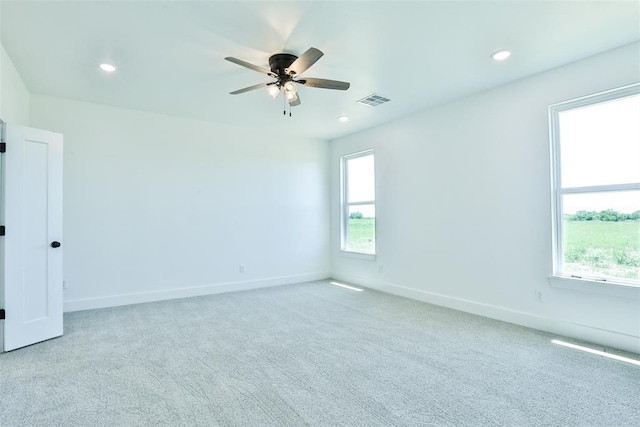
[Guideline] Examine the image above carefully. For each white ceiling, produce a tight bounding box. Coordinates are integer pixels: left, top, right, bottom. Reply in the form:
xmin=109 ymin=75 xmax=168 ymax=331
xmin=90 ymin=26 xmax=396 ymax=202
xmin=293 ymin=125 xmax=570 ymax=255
xmin=2 ymin=1 xmax=639 ymax=140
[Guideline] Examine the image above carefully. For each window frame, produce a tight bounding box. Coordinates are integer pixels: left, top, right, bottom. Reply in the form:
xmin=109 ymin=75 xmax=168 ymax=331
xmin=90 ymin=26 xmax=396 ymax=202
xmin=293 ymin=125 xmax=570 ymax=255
xmin=340 ymin=149 xmax=376 ymax=256
xmin=549 ymin=83 xmax=640 ymax=287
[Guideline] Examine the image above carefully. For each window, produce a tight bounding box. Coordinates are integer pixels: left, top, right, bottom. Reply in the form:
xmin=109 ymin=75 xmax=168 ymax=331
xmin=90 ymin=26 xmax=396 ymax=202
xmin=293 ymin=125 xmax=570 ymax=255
xmin=549 ymin=84 xmax=640 ymax=285
xmin=341 ymin=150 xmax=375 ymax=255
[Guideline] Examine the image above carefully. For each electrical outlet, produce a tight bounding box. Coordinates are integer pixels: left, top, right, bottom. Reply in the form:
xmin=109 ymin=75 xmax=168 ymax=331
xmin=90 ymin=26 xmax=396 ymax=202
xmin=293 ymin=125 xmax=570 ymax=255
xmin=378 ymin=265 xmax=384 ymax=273
xmin=63 ymin=279 xmax=68 ymax=289
xmin=239 ymin=264 xmax=245 ymax=273
xmin=534 ymin=290 xmax=544 ymax=302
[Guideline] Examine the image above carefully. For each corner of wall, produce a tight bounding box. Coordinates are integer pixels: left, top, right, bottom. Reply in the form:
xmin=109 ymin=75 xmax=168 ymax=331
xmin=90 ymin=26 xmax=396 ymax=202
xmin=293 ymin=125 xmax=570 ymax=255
xmin=0 ymin=42 xmax=30 ymax=125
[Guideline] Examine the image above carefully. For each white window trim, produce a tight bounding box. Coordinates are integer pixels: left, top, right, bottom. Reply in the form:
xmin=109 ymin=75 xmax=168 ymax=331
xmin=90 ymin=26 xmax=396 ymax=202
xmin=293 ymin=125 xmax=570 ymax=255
xmin=548 ymin=82 xmax=640 ymax=289
xmin=340 ymin=149 xmax=376 ymax=257
xmin=548 ymin=275 xmax=640 ymax=297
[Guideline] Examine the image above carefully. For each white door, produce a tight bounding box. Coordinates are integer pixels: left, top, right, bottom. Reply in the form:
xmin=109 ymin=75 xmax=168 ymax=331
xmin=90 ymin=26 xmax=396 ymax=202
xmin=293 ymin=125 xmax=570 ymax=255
xmin=2 ymin=123 xmax=63 ymax=351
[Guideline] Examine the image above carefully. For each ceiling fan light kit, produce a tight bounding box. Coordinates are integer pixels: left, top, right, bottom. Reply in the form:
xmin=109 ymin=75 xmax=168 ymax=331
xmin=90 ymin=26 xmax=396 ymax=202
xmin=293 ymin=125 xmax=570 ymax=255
xmin=267 ymin=85 xmax=280 ymax=98
xmin=225 ymin=47 xmax=350 ymax=115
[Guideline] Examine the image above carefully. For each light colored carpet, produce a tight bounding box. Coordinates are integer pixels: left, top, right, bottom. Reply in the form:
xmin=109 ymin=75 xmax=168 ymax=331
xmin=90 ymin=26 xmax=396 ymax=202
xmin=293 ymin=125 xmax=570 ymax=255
xmin=1 ymin=280 xmax=638 ymax=426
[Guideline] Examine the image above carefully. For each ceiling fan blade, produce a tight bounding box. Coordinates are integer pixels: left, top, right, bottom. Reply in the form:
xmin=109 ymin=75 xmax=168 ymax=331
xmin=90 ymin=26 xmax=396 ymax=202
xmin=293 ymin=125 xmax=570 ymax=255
xmin=229 ymin=82 xmax=270 ymax=95
xmin=298 ymin=78 xmax=350 ymax=90
xmin=288 ymin=93 xmax=301 ymax=107
xmin=225 ymin=57 xmax=275 ymax=77
xmin=287 ymin=47 xmax=324 ymax=76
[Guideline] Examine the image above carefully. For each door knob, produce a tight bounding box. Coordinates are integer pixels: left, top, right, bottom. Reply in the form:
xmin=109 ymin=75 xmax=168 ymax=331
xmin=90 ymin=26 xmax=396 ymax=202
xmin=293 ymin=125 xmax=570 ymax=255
xmin=51 ymin=241 xmax=61 ymax=248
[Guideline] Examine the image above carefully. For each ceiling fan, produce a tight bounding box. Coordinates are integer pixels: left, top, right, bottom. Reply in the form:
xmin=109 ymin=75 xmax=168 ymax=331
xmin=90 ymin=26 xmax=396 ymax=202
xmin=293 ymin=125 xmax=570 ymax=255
xmin=224 ymin=47 xmax=350 ymax=108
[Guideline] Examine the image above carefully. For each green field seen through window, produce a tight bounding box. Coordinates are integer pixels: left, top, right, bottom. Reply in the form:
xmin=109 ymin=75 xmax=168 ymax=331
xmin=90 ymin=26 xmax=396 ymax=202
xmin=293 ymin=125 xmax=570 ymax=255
xmin=564 ymin=219 xmax=639 ymax=280
xmin=347 ymin=218 xmax=375 ymax=252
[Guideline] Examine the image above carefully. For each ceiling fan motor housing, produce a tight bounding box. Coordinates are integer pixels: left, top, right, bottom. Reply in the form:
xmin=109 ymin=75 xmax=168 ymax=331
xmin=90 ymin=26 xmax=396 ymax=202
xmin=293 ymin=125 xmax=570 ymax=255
xmin=269 ymin=53 xmax=298 ymax=79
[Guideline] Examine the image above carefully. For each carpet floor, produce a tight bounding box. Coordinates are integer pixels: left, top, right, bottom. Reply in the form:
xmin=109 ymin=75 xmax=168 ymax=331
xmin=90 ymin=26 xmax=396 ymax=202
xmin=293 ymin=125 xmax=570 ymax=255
xmin=1 ymin=280 xmax=639 ymax=426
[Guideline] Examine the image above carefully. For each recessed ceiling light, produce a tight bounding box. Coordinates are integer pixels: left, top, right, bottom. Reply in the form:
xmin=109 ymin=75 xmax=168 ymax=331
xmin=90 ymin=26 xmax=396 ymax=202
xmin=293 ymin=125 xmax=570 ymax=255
xmin=99 ymin=63 xmax=117 ymax=72
xmin=491 ymin=50 xmax=511 ymax=61
xmin=338 ymin=115 xmax=349 ymax=122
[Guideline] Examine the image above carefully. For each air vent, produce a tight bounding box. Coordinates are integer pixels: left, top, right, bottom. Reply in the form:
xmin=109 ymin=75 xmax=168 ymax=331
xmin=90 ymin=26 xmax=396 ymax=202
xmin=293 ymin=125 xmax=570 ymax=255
xmin=357 ymin=93 xmax=391 ymax=107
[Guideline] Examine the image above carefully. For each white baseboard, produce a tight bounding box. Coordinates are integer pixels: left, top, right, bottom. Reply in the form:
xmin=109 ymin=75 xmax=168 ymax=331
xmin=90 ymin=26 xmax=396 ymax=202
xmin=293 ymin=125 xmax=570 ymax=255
xmin=331 ymin=272 xmax=640 ymax=355
xmin=64 ymin=272 xmax=331 ymax=313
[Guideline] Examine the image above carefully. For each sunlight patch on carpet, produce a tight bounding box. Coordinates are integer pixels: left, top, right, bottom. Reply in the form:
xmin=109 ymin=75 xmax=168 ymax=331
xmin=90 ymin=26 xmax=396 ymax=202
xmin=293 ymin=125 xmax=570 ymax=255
xmin=552 ymin=339 xmax=640 ymax=366
xmin=330 ymin=282 xmax=363 ymax=292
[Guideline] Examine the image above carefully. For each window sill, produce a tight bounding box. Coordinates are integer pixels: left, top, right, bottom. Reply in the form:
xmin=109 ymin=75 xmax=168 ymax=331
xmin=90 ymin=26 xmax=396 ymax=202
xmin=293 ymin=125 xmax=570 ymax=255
xmin=548 ymin=275 xmax=640 ymax=299
xmin=339 ymin=250 xmax=376 ymax=261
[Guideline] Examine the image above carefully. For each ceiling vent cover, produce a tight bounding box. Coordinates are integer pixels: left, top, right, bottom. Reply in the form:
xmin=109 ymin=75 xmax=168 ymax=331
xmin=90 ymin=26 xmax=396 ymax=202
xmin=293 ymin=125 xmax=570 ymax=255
xmin=357 ymin=93 xmax=391 ymax=107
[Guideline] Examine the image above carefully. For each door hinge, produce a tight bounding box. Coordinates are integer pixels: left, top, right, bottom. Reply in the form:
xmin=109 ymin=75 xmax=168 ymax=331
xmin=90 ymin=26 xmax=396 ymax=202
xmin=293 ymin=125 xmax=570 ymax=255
xmin=0 ymin=309 xmax=5 ymax=320
xmin=0 ymin=142 xmax=5 ymax=153
xmin=0 ymin=226 xmax=4 ymax=236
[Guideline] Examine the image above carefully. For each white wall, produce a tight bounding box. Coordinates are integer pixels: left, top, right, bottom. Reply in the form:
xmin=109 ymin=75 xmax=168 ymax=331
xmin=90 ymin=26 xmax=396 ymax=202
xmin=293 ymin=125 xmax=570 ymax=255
xmin=0 ymin=44 xmax=29 ymax=124
xmin=30 ymin=95 xmax=330 ymax=311
xmin=330 ymin=42 xmax=640 ymax=354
